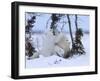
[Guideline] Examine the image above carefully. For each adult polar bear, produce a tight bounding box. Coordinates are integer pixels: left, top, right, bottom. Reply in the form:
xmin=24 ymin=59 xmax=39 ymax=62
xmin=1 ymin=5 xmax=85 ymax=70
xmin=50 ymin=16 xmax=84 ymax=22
xmin=40 ymin=30 xmax=71 ymax=58
xmin=29 ymin=30 xmax=71 ymax=59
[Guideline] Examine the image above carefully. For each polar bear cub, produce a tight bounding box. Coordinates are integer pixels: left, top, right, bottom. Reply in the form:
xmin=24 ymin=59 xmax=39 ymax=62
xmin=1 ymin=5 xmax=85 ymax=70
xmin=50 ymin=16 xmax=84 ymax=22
xmin=55 ymin=33 xmax=70 ymax=58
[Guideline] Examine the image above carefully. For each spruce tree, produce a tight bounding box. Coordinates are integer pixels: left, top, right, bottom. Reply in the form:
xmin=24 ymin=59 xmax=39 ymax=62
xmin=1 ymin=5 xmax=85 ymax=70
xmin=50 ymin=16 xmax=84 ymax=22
xmin=50 ymin=14 xmax=62 ymax=35
xmin=70 ymin=15 xmax=85 ymax=56
xmin=72 ymin=28 xmax=85 ymax=55
xmin=25 ymin=15 xmax=36 ymax=57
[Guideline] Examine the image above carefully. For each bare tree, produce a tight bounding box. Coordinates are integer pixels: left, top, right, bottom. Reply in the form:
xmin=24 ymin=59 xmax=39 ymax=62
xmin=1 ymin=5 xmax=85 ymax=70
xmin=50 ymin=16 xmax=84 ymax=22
xmin=66 ymin=14 xmax=74 ymax=46
xmin=75 ymin=14 xmax=78 ymax=30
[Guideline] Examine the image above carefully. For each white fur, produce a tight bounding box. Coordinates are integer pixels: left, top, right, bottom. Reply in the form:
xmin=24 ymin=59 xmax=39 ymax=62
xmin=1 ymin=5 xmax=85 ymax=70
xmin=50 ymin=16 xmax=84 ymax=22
xmin=30 ymin=30 xmax=70 ymax=59
xmin=39 ymin=31 xmax=70 ymax=58
xmin=39 ymin=30 xmax=55 ymax=57
xmin=55 ymin=33 xmax=70 ymax=57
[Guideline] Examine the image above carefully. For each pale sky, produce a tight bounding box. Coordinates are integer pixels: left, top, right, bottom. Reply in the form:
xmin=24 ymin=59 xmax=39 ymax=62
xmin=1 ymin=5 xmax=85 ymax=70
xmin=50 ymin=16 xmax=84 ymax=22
xmin=26 ymin=12 xmax=89 ymax=33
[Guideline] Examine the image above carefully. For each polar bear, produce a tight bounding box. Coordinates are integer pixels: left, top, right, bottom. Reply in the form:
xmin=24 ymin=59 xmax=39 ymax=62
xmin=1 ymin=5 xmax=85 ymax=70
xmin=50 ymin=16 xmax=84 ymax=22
xmin=29 ymin=30 xmax=70 ymax=59
xmin=40 ymin=30 xmax=70 ymax=58
xmin=39 ymin=30 xmax=56 ymax=57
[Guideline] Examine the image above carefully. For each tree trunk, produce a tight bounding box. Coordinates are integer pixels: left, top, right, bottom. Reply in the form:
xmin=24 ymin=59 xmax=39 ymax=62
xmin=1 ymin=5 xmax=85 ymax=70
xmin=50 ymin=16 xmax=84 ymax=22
xmin=66 ymin=14 xmax=74 ymax=46
xmin=75 ymin=15 xmax=78 ymax=30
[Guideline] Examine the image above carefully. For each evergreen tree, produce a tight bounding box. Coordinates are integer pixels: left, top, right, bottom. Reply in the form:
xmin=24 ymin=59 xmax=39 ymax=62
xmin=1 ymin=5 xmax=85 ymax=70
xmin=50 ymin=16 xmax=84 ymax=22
xmin=68 ymin=15 xmax=85 ymax=56
xmin=72 ymin=28 xmax=85 ymax=55
xmin=73 ymin=15 xmax=85 ymax=55
xmin=50 ymin=14 xmax=62 ymax=35
xmin=25 ymin=15 xmax=36 ymax=57
xmin=25 ymin=16 xmax=36 ymax=33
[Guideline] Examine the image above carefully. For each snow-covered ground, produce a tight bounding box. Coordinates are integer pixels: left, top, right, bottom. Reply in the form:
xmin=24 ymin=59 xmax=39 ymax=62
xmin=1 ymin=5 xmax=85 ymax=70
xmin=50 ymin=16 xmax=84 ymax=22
xmin=25 ymin=33 xmax=90 ymax=68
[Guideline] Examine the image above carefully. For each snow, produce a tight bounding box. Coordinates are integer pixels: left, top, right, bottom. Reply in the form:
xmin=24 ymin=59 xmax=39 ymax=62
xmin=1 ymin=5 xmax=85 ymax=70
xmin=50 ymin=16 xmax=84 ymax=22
xmin=25 ymin=34 xmax=90 ymax=68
